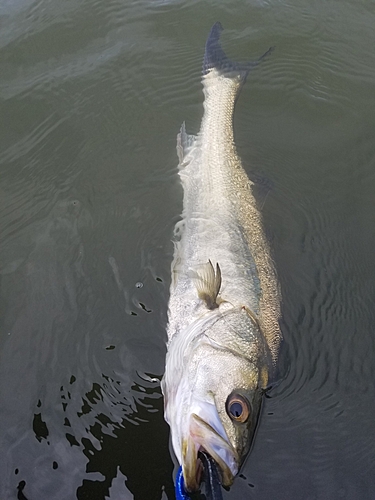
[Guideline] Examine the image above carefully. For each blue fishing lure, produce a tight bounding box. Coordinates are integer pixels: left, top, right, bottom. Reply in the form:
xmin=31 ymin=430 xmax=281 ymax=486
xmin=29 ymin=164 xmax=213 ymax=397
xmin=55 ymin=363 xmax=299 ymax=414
xmin=175 ymin=456 xmax=223 ymax=500
xmin=175 ymin=466 xmax=190 ymax=500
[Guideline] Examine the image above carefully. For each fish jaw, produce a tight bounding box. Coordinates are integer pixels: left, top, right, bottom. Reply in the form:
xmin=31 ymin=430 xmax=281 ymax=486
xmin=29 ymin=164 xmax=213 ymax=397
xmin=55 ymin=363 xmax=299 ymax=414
xmin=182 ymin=412 xmax=239 ymax=491
xmin=164 ymin=372 xmax=239 ymax=491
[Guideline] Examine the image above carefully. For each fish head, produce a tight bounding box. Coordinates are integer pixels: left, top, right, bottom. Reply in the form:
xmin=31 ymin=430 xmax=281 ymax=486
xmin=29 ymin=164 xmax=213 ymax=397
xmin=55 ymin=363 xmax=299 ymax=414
xmin=162 ymin=308 xmax=269 ymax=492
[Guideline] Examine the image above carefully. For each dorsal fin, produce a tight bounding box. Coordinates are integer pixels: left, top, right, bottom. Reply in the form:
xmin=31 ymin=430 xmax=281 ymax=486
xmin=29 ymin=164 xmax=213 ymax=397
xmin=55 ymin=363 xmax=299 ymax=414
xmin=177 ymin=122 xmax=197 ymax=166
xmin=189 ymin=260 xmax=222 ymax=310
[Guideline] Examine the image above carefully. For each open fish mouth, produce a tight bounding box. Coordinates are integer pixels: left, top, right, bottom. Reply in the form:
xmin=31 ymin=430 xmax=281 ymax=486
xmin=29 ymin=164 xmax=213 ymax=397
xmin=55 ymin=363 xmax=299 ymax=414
xmin=182 ymin=413 xmax=239 ymax=492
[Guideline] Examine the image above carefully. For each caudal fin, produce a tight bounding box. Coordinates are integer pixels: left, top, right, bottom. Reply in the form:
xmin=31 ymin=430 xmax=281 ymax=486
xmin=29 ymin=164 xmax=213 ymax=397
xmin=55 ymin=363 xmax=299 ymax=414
xmin=203 ymin=21 xmax=273 ymax=79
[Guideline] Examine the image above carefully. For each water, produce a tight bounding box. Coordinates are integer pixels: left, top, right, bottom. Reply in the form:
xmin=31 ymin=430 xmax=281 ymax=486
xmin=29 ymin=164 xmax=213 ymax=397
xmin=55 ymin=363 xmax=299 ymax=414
xmin=1 ymin=0 xmax=375 ymax=499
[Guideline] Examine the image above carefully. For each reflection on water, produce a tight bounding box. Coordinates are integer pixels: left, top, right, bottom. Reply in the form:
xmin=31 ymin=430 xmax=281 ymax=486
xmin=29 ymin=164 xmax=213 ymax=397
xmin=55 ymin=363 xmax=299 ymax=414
xmin=0 ymin=199 xmax=90 ymax=498
xmin=0 ymin=196 xmax=173 ymax=499
xmin=1 ymin=0 xmax=375 ymax=498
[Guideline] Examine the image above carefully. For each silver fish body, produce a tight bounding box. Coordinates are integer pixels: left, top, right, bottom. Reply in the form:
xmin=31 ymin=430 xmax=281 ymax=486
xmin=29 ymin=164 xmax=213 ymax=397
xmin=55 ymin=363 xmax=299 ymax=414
xmin=161 ymin=22 xmax=281 ymax=492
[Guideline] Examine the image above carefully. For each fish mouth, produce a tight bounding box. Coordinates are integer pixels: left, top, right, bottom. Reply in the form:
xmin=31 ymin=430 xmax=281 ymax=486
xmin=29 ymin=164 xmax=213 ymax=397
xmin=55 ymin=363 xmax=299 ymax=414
xmin=182 ymin=413 xmax=238 ymax=492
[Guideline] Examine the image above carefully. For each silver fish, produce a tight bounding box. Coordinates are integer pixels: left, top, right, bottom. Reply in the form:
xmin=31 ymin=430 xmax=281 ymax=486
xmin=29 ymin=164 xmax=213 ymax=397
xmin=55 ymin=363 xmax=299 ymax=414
xmin=161 ymin=22 xmax=281 ymax=493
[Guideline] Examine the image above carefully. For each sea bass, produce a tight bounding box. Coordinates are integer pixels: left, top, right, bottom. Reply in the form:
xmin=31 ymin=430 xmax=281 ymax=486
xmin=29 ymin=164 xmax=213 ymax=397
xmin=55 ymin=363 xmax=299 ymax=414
xmin=161 ymin=22 xmax=281 ymax=493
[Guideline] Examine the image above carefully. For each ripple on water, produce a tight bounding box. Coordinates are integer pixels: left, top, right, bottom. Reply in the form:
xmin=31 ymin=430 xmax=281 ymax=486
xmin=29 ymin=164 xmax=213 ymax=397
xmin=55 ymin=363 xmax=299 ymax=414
xmin=1 ymin=0 xmax=201 ymax=112
xmin=1 ymin=111 xmax=84 ymax=251
xmin=275 ymin=194 xmax=373 ymax=397
xmin=2 ymin=1 xmax=375 ymax=497
xmin=0 ymin=188 xmax=170 ymax=498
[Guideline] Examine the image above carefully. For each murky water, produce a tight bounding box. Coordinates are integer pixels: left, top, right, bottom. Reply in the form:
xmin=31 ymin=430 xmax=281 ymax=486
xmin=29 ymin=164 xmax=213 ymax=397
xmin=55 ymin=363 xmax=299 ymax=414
xmin=1 ymin=0 xmax=375 ymax=499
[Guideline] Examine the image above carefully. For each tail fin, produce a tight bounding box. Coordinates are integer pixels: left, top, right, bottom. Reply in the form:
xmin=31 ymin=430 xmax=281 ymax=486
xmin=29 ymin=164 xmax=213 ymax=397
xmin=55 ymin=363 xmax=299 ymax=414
xmin=203 ymin=22 xmax=273 ymax=79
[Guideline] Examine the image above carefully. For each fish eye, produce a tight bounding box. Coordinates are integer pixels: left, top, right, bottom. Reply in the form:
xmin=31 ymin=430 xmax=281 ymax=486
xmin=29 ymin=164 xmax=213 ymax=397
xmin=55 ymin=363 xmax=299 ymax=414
xmin=226 ymin=393 xmax=250 ymax=423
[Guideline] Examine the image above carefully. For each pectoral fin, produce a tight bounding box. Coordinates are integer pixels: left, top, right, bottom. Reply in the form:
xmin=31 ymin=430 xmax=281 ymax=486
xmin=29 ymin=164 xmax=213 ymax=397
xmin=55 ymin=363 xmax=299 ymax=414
xmin=189 ymin=260 xmax=222 ymax=310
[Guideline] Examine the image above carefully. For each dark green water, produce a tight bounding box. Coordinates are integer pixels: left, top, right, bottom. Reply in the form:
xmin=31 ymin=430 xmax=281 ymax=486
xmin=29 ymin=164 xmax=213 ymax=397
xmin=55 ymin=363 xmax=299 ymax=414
xmin=1 ymin=1 xmax=375 ymax=499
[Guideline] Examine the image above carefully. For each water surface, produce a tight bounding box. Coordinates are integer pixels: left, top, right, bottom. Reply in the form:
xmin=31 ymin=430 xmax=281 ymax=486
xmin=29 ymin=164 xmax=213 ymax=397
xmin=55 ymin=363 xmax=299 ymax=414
xmin=1 ymin=0 xmax=375 ymax=499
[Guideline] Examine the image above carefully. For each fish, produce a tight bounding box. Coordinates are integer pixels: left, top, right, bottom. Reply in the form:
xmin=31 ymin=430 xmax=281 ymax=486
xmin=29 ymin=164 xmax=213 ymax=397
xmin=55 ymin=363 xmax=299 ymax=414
xmin=161 ymin=22 xmax=281 ymax=493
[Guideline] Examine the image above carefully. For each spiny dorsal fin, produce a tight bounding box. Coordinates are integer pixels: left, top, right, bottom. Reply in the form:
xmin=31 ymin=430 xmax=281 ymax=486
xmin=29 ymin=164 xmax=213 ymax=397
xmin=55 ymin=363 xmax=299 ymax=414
xmin=189 ymin=260 xmax=222 ymax=310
